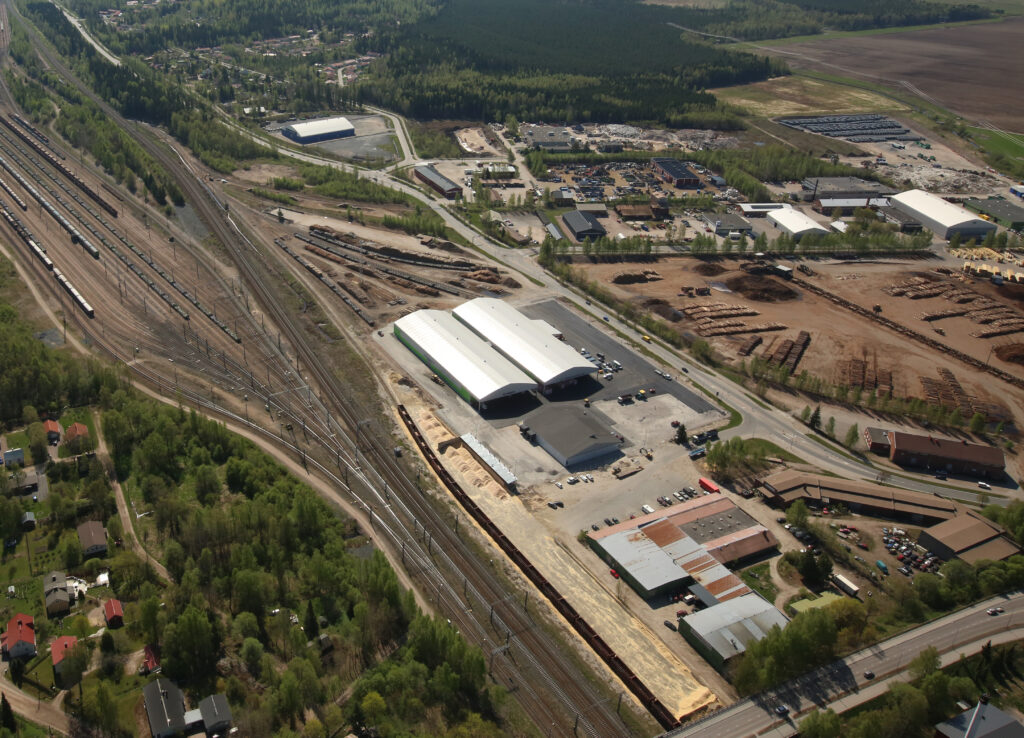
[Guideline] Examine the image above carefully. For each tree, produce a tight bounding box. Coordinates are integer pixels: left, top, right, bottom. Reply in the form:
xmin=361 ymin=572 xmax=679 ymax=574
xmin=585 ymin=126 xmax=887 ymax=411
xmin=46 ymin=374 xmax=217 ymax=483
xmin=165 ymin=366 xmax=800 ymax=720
xmin=809 ymin=405 xmax=822 ymax=429
xmin=60 ymin=643 xmax=91 ymax=694
xmin=969 ymin=412 xmax=986 ymax=434
xmin=844 ymin=423 xmax=860 ymax=449
xmin=799 ymin=708 xmax=841 ymax=738
xmin=360 ymin=690 xmax=387 ymax=724
xmin=786 ymin=499 xmax=809 ymax=528
xmin=825 ymin=416 xmax=835 ymax=438
xmin=304 ymin=601 xmax=319 ymax=638
xmin=674 ymin=425 xmax=688 ymax=445
xmin=162 ymin=605 xmax=216 ymax=682
xmin=241 ymin=637 xmax=263 ymax=676
xmin=1 ymin=693 xmax=15 ymax=732
xmin=909 ymin=645 xmax=941 ymax=681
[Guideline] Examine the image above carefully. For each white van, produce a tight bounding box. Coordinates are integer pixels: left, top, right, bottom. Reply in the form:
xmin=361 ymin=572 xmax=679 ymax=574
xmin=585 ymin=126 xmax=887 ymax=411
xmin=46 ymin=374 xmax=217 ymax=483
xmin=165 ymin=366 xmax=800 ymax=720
xmin=641 ymin=504 xmax=655 ymax=514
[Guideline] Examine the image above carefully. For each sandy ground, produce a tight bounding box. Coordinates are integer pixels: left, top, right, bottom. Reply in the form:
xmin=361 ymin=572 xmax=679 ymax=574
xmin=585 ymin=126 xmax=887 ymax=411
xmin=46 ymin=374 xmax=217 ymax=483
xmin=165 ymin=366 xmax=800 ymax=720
xmin=710 ymin=76 xmax=908 ymax=118
xmin=577 ymin=258 xmax=1024 ymax=429
xmin=404 ymin=404 xmax=723 ymax=719
xmin=842 ymin=138 xmax=1005 ymax=196
xmin=455 ymin=128 xmax=502 ymax=157
xmin=761 ymin=18 xmax=1024 ymax=133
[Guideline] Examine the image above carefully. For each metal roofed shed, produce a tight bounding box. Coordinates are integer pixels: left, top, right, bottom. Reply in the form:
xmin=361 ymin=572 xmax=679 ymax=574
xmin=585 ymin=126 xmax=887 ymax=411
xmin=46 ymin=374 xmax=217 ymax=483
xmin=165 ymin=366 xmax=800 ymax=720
xmin=281 ymin=116 xmax=355 ymax=144
xmin=393 ymin=310 xmax=536 ymax=407
xmin=562 ymin=210 xmax=607 ymax=240
xmin=890 ymin=189 xmax=996 ymax=240
xmin=679 ymin=592 xmax=789 ymax=670
xmin=413 ymin=164 xmax=463 ymax=199
xmin=739 ymin=203 xmax=792 ymax=217
xmin=453 ymin=298 xmax=596 ymax=388
xmin=801 ymin=176 xmax=895 ymax=199
xmin=766 ymin=209 xmax=829 ymax=240
xmin=651 ymin=158 xmax=700 ymax=188
xmin=964 ymin=198 xmax=1024 ymax=229
xmin=460 ymin=433 xmax=517 ymax=491
xmin=527 ymin=404 xmax=621 ymax=469
xmin=702 ymin=212 xmax=752 ymax=236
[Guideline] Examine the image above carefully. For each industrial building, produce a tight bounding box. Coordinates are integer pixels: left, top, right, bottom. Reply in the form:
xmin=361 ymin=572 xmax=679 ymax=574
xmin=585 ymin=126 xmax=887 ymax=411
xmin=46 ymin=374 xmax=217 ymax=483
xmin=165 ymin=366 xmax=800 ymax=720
xmin=587 ymin=495 xmax=779 ymax=598
xmin=878 ymin=206 xmax=923 ymax=233
xmin=562 ymin=210 xmax=607 ymax=240
xmin=917 ymin=510 xmax=1019 ymax=565
xmin=524 ymin=125 xmax=575 ymax=152
xmin=759 ymin=469 xmax=962 ymax=525
xmin=887 ymin=430 xmax=1005 ymax=478
xmin=863 ymin=426 xmax=892 ymax=454
xmin=575 ymin=202 xmax=608 ymax=217
xmin=702 ymin=213 xmax=752 ymax=236
xmin=890 ymin=189 xmax=997 ymax=240
xmin=964 ymin=198 xmax=1024 ymax=230
xmin=281 ymin=116 xmax=355 ymax=144
xmin=814 ymin=197 xmax=890 ymax=215
xmin=679 ymin=592 xmax=789 ymax=670
xmin=766 ymin=208 xmax=829 ymax=240
xmin=393 ymin=310 xmax=536 ymax=407
xmin=739 ymin=203 xmax=792 ymax=218
xmin=525 ymin=405 xmax=621 ymax=469
xmin=413 ymin=165 xmax=462 ymax=199
xmin=452 ymin=298 xmax=596 ymax=389
xmin=801 ymin=177 xmax=895 ymax=200
xmin=651 ymin=158 xmax=700 ymax=188
xmin=459 ymin=433 xmax=517 ymax=492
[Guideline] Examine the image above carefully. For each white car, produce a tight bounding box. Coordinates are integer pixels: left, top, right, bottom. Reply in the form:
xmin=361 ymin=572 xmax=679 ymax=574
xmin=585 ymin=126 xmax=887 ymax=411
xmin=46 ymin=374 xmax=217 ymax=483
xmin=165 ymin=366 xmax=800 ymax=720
xmin=978 ymin=481 xmax=992 ymax=490
xmin=554 ymin=481 xmax=563 ymax=489
xmin=567 ymin=476 xmax=579 ymax=485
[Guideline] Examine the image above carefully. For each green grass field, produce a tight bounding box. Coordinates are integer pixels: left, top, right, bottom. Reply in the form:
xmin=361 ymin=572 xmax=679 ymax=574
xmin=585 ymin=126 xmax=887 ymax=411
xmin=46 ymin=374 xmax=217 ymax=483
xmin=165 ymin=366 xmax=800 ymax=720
xmin=740 ymin=562 xmax=780 ymax=603
xmin=744 ymin=438 xmax=806 ymax=464
xmin=712 ymin=75 xmax=905 ymax=120
xmin=740 ymin=14 xmax=1008 ymax=47
xmin=969 ymin=127 xmax=1024 ymax=162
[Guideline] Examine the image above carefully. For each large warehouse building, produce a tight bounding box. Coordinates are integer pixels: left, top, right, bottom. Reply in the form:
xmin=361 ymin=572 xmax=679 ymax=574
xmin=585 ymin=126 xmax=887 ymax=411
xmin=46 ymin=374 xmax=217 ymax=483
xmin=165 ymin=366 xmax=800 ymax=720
xmin=281 ymin=116 xmax=355 ymax=144
xmin=526 ymin=405 xmax=621 ymax=468
xmin=917 ymin=510 xmax=1019 ymax=565
xmin=651 ymin=158 xmax=700 ymax=188
xmin=890 ymin=189 xmax=997 ymax=240
xmin=767 ymin=208 xmax=829 ymax=241
xmin=453 ymin=298 xmax=595 ymax=389
xmin=888 ymin=430 xmax=1005 ymax=479
xmin=393 ymin=310 xmax=536 ymax=407
xmin=413 ymin=165 xmax=462 ymax=199
xmin=562 ymin=210 xmax=606 ymax=241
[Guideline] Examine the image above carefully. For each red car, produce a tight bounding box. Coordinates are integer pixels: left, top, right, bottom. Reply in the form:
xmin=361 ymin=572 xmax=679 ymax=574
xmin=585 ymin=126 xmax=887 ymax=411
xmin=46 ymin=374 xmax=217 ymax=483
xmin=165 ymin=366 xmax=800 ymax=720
xmin=610 ymin=569 xmax=620 ymax=579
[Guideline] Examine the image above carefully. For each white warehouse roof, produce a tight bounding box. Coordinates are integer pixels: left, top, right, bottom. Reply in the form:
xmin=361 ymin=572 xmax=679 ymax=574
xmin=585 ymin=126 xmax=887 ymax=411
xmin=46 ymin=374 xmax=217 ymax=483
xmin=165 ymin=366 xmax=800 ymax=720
xmin=891 ymin=189 xmax=994 ymax=232
xmin=452 ymin=298 xmax=595 ymax=386
xmin=394 ymin=310 xmax=536 ymax=403
xmin=681 ymin=592 xmax=789 ymax=661
xmin=284 ymin=116 xmax=354 ymax=139
xmin=767 ymin=208 xmax=829 ymax=237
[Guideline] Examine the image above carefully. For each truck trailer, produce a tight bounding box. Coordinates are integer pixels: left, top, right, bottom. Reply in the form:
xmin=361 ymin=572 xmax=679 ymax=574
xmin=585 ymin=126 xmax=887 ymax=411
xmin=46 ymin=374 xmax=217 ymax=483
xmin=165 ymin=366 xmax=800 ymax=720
xmin=833 ymin=574 xmax=860 ymax=597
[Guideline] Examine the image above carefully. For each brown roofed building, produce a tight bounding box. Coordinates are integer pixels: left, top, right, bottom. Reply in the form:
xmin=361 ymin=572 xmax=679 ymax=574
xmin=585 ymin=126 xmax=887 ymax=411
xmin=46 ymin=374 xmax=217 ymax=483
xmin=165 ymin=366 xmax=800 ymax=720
xmin=43 ymin=419 xmax=61 ymax=442
xmin=65 ymin=422 xmax=90 ymax=443
xmin=888 ymin=431 xmax=1005 ymax=479
xmin=863 ymin=427 xmax=891 ymax=454
xmin=615 ymin=203 xmax=655 ymax=220
xmin=77 ymin=520 xmax=107 ymax=558
xmin=917 ymin=510 xmax=1020 ymax=564
xmin=759 ymin=469 xmax=961 ymax=524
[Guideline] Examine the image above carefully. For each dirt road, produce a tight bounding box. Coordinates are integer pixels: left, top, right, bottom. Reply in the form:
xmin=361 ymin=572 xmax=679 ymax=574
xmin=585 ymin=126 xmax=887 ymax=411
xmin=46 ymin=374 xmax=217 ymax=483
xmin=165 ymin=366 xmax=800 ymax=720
xmin=0 ymin=676 xmax=70 ymax=734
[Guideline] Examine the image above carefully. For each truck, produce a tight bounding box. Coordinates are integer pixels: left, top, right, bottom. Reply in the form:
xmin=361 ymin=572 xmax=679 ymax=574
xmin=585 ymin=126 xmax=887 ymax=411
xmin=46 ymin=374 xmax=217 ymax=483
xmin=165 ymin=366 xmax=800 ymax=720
xmin=876 ymin=560 xmax=889 ymax=575
xmin=1012 ymin=184 xmax=1024 ymax=199
xmin=833 ymin=574 xmax=860 ymax=597
xmin=699 ymin=477 xmax=720 ymax=494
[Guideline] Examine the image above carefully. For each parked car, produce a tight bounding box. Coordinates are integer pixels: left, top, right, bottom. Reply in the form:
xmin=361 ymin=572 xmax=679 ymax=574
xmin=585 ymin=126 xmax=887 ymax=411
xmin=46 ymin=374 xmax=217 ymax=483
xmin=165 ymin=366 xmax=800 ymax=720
xmin=610 ymin=569 xmax=620 ymax=579
xmin=663 ymin=619 xmax=677 ymax=631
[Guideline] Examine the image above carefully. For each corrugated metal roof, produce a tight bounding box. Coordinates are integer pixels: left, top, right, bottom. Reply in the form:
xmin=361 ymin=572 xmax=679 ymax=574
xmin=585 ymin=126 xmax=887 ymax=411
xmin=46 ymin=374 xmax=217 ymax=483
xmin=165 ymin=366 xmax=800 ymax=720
xmin=453 ymin=298 xmax=595 ymax=386
xmin=767 ymin=208 xmax=829 ymax=236
xmin=394 ymin=310 xmax=536 ymax=402
xmin=461 ymin=433 xmax=516 ymax=487
xmin=891 ymin=189 xmax=995 ymax=231
xmin=283 ymin=116 xmax=354 ymax=138
xmin=682 ymin=592 xmax=789 ymax=661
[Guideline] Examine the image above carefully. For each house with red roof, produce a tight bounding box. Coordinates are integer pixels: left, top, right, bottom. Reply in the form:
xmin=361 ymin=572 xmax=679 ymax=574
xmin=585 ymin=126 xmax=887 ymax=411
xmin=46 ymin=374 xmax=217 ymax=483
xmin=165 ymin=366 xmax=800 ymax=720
xmin=51 ymin=635 xmax=79 ymax=681
xmin=43 ymin=420 xmax=61 ymax=443
xmin=103 ymin=599 xmax=124 ymax=628
xmin=65 ymin=422 xmax=90 ymax=444
xmin=141 ymin=644 xmax=161 ymax=675
xmin=1 ymin=614 xmax=36 ymax=660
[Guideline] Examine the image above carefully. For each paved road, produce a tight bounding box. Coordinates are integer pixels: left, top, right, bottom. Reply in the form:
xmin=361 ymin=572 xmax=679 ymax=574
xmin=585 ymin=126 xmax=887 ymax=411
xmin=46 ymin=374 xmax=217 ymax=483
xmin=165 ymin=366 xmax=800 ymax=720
xmin=665 ymin=591 xmax=1024 ymax=737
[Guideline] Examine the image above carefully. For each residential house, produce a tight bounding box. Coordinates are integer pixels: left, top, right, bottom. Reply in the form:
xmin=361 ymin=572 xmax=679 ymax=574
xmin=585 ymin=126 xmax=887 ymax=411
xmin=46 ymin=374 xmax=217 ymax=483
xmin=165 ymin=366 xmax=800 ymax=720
xmin=143 ymin=678 xmax=186 ymax=738
xmin=51 ymin=635 xmax=79 ymax=683
xmin=104 ymin=599 xmax=124 ymax=628
xmin=1 ymin=614 xmax=36 ymax=660
xmin=77 ymin=520 xmax=107 ymax=558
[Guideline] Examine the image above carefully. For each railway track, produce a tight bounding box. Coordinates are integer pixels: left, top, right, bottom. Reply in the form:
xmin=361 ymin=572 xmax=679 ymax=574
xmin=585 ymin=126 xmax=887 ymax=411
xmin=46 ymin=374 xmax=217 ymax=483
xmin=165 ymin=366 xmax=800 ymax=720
xmin=5 ymin=5 xmax=645 ymax=734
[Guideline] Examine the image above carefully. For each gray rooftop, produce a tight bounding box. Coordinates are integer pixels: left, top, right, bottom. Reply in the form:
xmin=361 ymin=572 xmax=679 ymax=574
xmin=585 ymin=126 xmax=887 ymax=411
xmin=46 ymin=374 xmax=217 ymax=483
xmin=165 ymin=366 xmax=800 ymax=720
xmin=965 ymin=198 xmax=1024 ymax=223
xmin=936 ymin=701 xmax=1024 ymax=738
xmin=802 ymin=177 xmax=894 ymax=196
xmin=461 ymin=433 xmax=517 ymax=487
xmin=528 ymin=404 xmax=620 ymax=462
xmin=413 ymin=165 xmax=461 ymax=194
xmin=562 ymin=209 xmax=606 ymax=237
xmin=679 ymin=506 xmax=758 ymax=544
xmin=682 ymin=592 xmax=789 ymax=661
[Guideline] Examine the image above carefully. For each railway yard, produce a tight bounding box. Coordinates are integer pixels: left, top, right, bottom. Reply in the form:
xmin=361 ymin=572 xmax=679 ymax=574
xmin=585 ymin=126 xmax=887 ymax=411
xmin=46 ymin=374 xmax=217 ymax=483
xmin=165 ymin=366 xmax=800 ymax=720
xmin=4 ymin=1 xmax=1024 ymax=735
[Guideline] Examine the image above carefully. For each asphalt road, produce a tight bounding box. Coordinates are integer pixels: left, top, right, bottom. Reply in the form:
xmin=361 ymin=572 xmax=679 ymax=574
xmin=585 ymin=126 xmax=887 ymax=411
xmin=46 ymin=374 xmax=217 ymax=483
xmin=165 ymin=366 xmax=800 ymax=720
xmin=665 ymin=591 xmax=1024 ymax=737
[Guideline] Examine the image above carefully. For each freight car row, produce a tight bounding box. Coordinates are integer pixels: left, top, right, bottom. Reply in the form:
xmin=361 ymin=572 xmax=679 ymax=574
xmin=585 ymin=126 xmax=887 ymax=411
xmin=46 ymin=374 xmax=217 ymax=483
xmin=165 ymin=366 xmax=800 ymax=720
xmin=295 ymin=232 xmax=471 ymax=298
xmin=0 ymin=197 xmax=53 ymax=270
xmin=308 ymin=224 xmax=480 ymax=272
xmin=54 ymin=267 xmax=94 ymax=318
xmin=0 ymin=128 xmax=241 ymax=341
xmin=274 ymin=237 xmax=375 ymax=326
xmin=10 ymin=112 xmax=57 ymax=153
xmin=0 ymin=151 xmax=99 ymax=259
xmin=791 ymin=276 xmax=1024 ymax=391
xmin=0 ymin=175 xmax=26 ymax=210
xmin=394 ymin=404 xmax=680 ymax=732
xmin=0 ymin=114 xmax=117 ymax=217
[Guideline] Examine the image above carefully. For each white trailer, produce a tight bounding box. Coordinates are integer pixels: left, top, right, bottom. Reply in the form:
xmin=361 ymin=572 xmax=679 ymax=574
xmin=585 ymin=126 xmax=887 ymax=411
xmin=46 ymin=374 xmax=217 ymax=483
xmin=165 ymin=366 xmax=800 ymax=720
xmin=833 ymin=574 xmax=860 ymax=597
